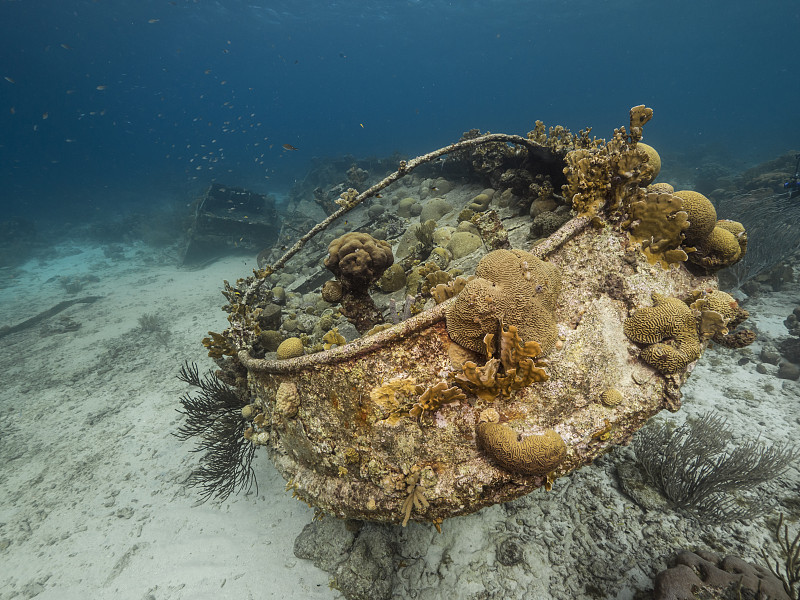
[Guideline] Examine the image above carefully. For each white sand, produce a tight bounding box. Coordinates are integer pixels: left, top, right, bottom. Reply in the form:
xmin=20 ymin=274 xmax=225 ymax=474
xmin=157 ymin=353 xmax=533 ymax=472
xmin=0 ymin=243 xmax=338 ymax=600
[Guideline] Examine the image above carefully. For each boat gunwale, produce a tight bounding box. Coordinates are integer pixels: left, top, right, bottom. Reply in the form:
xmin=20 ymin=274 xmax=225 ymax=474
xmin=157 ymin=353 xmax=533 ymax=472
xmin=239 ymin=216 xmax=590 ymax=374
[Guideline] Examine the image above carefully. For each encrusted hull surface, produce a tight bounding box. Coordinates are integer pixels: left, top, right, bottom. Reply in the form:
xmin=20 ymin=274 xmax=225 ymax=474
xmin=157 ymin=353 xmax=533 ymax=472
xmin=240 ymin=218 xmax=715 ymax=525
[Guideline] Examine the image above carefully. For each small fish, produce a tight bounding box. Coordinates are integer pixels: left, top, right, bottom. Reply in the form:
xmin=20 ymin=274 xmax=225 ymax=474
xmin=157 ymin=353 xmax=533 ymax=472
xmin=148 ymin=18 xmax=160 ymax=23
xmin=60 ymin=43 xmax=71 ymax=50
xmin=65 ymin=138 xmax=75 ymax=143
xmin=4 ymin=76 xmax=14 ymax=84
xmin=360 ymin=123 xmax=364 ymax=128
xmin=96 ymin=85 xmax=107 ymax=90
xmin=42 ymin=112 xmax=48 ymax=119
xmin=66 ymin=89 xmax=75 ymax=94
xmin=9 ymin=107 xmax=14 ymax=114
xmin=204 ymin=69 xmax=211 ymax=74
xmin=282 ymin=143 xmax=298 ymax=151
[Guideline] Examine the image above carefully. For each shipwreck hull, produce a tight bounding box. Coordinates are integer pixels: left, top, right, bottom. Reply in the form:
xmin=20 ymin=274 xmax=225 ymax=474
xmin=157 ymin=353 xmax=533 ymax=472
xmin=239 ymin=217 xmax=715 ymax=525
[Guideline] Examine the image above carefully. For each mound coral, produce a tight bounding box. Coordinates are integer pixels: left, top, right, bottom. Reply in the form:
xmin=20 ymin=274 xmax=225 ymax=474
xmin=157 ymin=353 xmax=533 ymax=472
xmin=377 ymin=263 xmax=407 ymax=293
xmin=275 ymin=381 xmax=300 ymax=418
xmin=321 ymin=280 xmax=343 ymax=303
xmin=446 ymin=231 xmax=482 ymax=259
xmin=689 ymin=289 xmax=743 ymax=340
xmin=446 ymin=248 xmax=561 ymax=355
xmin=468 ymin=192 xmax=493 ymax=212
xmin=324 ymin=232 xmax=393 ymax=290
xmin=647 ymin=182 xmax=674 ymax=194
xmin=324 ymin=232 xmax=394 ymax=333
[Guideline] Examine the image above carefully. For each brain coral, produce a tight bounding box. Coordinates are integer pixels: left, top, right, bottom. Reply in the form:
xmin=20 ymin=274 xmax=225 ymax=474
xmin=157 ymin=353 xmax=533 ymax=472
xmin=600 ymin=388 xmax=623 ymax=407
xmin=276 ymin=337 xmax=305 ymax=359
xmin=324 ymin=232 xmax=394 ymax=291
xmin=647 ymin=182 xmax=674 ymax=194
xmin=623 ymin=293 xmax=701 ymax=374
xmin=446 ymin=249 xmax=561 ymax=354
xmin=690 ymin=289 xmax=741 ymax=339
xmin=476 ymin=422 xmax=567 ymax=475
xmin=637 ymin=143 xmax=661 ymax=185
xmin=673 ymin=190 xmax=717 ymax=244
xmin=699 ymin=290 xmax=739 ymax=323
xmin=688 ymin=223 xmax=745 ymax=271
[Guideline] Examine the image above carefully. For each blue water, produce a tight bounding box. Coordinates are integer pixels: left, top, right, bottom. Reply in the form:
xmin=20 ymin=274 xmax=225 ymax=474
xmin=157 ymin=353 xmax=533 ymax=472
xmin=1 ymin=0 xmax=798 ymax=225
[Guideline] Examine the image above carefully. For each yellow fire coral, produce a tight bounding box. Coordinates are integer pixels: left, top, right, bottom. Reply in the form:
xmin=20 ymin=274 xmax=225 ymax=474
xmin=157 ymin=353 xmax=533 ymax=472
xmin=453 ymin=325 xmax=549 ymax=401
xmin=400 ymin=471 xmax=429 ymax=527
xmin=562 ymin=105 xmax=656 ymax=217
xmin=623 ymin=293 xmax=701 ymax=374
xmin=622 ymin=191 xmax=690 ymax=268
xmin=446 ymin=249 xmax=561 ymax=355
xmin=476 ymin=422 xmax=567 ymax=476
xmin=369 ymin=377 xmax=418 ymax=414
xmin=202 ymin=330 xmax=236 ymax=359
xmin=408 ymin=382 xmax=467 ymax=420
xmin=322 ymin=328 xmax=346 ymax=350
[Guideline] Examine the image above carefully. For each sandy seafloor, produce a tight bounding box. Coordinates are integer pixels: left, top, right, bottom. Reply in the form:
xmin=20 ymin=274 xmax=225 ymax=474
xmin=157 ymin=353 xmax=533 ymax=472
xmin=0 ymin=237 xmax=798 ymax=600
